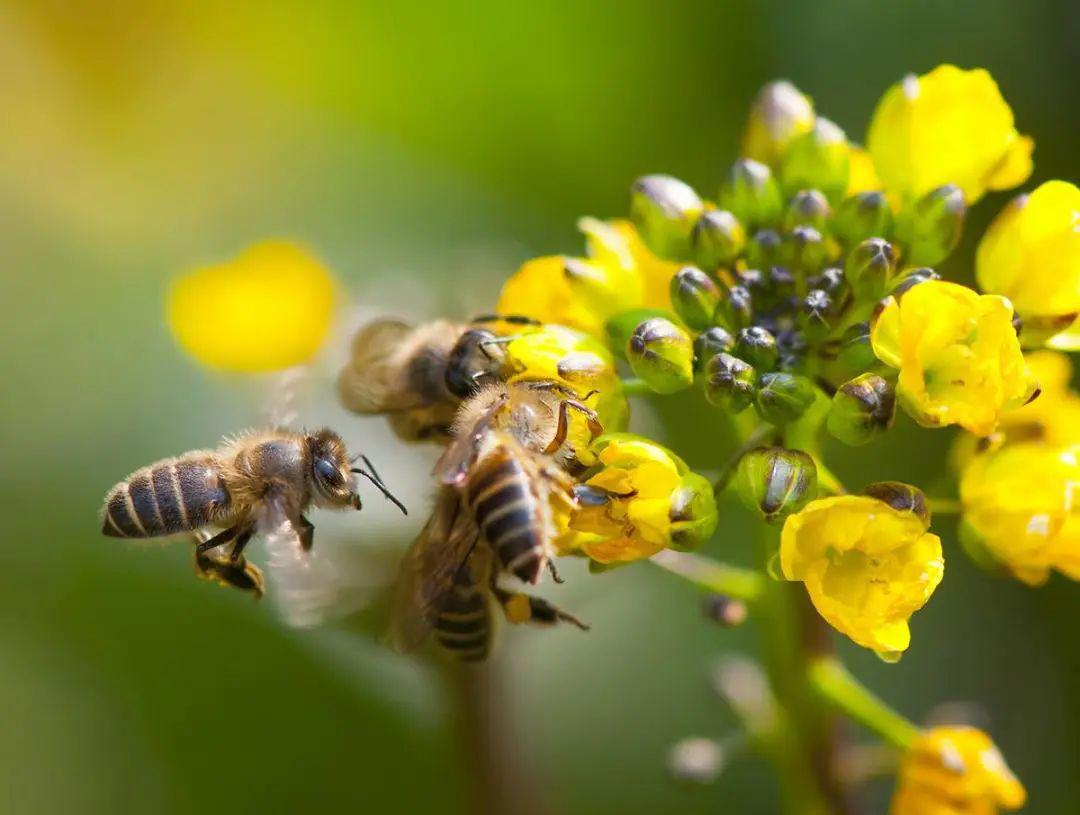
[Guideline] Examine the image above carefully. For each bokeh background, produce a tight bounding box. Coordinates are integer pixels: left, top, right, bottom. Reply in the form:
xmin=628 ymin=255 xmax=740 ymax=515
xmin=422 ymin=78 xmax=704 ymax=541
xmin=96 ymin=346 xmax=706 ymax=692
xmin=3 ymin=1 xmax=1080 ymax=812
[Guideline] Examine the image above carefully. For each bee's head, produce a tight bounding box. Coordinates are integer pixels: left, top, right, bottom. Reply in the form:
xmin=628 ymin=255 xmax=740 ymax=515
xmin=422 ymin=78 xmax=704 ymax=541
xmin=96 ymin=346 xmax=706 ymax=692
xmin=444 ymin=328 xmax=511 ymax=399
xmin=306 ymin=428 xmax=357 ymax=508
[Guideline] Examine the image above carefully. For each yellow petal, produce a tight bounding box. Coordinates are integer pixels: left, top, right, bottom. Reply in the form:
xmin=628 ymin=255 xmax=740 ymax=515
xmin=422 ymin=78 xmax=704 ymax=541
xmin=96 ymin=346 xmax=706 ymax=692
xmin=167 ymin=240 xmax=336 ymax=373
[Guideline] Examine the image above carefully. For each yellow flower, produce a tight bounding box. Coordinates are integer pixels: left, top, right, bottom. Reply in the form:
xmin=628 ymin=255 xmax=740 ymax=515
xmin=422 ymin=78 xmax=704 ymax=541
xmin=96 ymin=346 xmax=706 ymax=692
xmin=891 ymin=727 xmax=1025 ymax=815
xmin=976 ymin=181 xmax=1080 ymax=326
xmin=846 ymin=144 xmax=883 ymax=196
xmin=871 ymin=281 xmax=1035 ymax=436
xmin=560 ymin=435 xmax=717 ymax=564
xmin=780 ymin=493 xmax=943 ymax=655
xmin=867 ymin=65 xmax=1032 ymax=203
xmin=741 ymin=80 xmax=815 ymax=168
xmin=505 ymin=324 xmax=629 ymax=433
xmin=167 ymin=240 xmax=336 ymax=372
xmin=960 ymin=442 xmax=1080 ymax=586
xmin=588 ymin=218 xmax=679 ymax=311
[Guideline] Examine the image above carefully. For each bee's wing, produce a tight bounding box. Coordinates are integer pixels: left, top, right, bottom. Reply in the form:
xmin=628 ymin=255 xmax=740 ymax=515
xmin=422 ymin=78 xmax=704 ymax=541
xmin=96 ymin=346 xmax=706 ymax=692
xmin=337 ymin=319 xmax=424 ymax=414
xmin=390 ymin=486 xmax=481 ymax=652
xmin=434 ymin=397 xmax=505 ymax=486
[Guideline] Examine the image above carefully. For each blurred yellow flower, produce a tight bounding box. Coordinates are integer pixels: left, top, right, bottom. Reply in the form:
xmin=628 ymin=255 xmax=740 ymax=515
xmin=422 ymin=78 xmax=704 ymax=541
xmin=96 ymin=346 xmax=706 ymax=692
xmin=867 ymin=65 xmax=1032 ymax=203
xmin=846 ymin=145 xmax=883 ymax=196
xmin=891 ymin=726 xmax=1025 ymax=815
xmin=741 ymin=80 xmax=815 ymax=168
xmin=871 ymin=281 xmax=1035 ymax=436
xmin=505 ymin=324 xmax=629 ymax=433
xmin=976 ymin=181 xmax=1080 ymax=325
xmin=560 ymin=435 xmax=716 ymax=564
xmin=167 ymin=240 xmax=336 ymax=373
xmin=587 ymin=218 xmax=679 ymax=311
xmin=780 ymin=493 xmax=943 ymax=655
xmin=960 ymin=442 xmax=1080 ymax=585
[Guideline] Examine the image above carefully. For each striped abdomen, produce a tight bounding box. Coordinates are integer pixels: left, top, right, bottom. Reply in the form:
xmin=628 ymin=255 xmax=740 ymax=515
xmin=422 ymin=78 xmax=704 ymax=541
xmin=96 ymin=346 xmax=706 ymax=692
xmin=465 ymin=451 xmax=546 ymax=584
xmin=101 ymin=454 xmax=231 ymax=538
xmin=434 ymin=559 xmax=492 ymax=662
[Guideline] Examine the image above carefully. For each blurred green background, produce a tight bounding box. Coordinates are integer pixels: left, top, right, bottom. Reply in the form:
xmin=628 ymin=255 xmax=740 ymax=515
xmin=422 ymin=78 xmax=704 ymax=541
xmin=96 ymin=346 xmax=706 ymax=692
xmin=3 ymin=1 xmax=1080 ymax=812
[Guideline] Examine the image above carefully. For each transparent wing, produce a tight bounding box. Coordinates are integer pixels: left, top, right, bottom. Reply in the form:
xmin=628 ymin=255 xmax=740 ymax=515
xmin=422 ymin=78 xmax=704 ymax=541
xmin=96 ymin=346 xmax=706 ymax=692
xmin=434 ymin=397 xmax=504 ymax=486
xmin=390 ymin=486 xmax=481 ymax=652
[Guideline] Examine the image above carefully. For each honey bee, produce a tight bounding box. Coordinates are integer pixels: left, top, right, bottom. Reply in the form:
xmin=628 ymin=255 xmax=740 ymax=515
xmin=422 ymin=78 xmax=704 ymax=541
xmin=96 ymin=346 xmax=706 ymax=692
xmin=392 ymin=380 xmax=601 ymax=657
xmin=100 ymin=428 xmax=405 ymax=597
xmin=337 ymin=315 xmax=537 ymax=442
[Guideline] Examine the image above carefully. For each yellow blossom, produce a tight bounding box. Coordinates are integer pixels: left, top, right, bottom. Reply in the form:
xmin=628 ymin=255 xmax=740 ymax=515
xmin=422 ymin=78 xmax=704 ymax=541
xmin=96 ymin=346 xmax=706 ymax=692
xmin=167 ymin=240 xmax=336 ymax=373
xmin=960 ymin=442 xmax=1080 ymax=585
xmin=891 ymin=727 xmax=1025 ymax=815
xmin=560 ymin=435 xmax=716 ymax=564
xmin=590 ymin=218 xmax=680 ymax=311
xmin=846 ymin=144 xmax=883 ymax=196
xmin=871 ymin=281 xmax=1035 ymax=436
xmin=504 ymin=323 xmax=629 ymax=433
xmin=976 ymin=181 xmax=1080 ymax=329
xmin=780 ymin=493 xmax=943 ymax=655
xmin=867 ymin=65 xmax=1032 ymax=203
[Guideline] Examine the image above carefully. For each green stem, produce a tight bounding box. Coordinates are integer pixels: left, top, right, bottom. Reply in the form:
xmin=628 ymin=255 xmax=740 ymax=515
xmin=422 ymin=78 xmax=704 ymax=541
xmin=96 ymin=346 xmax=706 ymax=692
xmin=620 ymin=377 xmax=653 ymax=397
xmin=926 ymin=497 xmax=962 ymax=516
xmin=756 ymin=525 xmax=852 ymax=815
xmin=808 ymin=658 xmax=918 ymax=750
xmin=651 ymin=549 xmax=765 ymax=602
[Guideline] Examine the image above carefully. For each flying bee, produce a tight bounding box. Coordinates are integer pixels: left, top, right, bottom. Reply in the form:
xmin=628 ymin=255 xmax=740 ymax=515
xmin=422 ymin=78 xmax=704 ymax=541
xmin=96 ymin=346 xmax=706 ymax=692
xmin=100 ymin=428 xmax=406 ymax=597
xmin=337 ymin=315 xmax=538 ymax=442
xmin=392 ymin=380 xmax=602 ymax=657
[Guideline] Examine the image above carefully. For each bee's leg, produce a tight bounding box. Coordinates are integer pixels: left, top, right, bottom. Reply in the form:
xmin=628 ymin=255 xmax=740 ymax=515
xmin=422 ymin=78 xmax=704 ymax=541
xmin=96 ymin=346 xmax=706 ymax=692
xmin=546 ymin=559 xmax=564 ymax=584
xmin=492 ymin=586 xmax=589 ymax=630
xmin=293 ymin=515 xmax=315 ymax=552
xmin=470 ymin=313 xmax=540 ymax=327
xmin=228 ymin=526 xmax=255 ymax=562
xmin=542 ymin=398 xmax=603 ymax=455
xmin=194 ymin=549 xmax=265 ymax=599
xmin=195 ymin=525 xmax=240 ymax=555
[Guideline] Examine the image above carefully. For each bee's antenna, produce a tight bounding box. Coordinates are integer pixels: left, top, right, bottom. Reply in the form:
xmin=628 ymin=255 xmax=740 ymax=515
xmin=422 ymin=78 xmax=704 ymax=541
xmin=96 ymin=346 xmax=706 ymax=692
xmin=351 ymin=466 xmax=408 ymax=515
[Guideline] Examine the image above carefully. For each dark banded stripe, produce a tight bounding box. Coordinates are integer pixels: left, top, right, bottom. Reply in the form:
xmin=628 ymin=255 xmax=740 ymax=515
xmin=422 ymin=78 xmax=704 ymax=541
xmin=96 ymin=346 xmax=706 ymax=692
xmin=435 ymin=616 xmax=487 ymax=636
xmin=128 ymin=472 xmax=163 ymax=535
xmin=479 ymin=502 xmax=533 ymax=546
xmin=151 ymin=464 xmax=186 ymax=533
xmin=174 ymin=457 xmax=230 ymax=528
xmin=465 ymin=456 xmax=519 ymax=501
xmin=472 ymin=482 xmax=525 ymax=519
xmin=103 ymin=487 xmax=146 ymax=538
xmin=505 ymin=548 xmax=543 ymax=584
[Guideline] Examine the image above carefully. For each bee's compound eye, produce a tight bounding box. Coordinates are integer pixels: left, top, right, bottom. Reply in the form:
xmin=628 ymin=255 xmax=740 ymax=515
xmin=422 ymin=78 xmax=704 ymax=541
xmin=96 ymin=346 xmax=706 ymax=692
xmin=315 ymin=458 xmax=343 ymax=486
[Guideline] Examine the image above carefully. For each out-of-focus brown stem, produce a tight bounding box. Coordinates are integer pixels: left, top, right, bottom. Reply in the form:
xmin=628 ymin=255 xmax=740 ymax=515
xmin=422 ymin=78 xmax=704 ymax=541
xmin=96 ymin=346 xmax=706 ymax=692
xmin=445 ymin=658 xmax=545 ymax=815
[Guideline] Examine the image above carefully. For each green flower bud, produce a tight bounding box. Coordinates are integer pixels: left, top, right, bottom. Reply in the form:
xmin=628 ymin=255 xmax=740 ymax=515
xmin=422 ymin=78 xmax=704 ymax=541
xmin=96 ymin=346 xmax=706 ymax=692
xmin=826 ymin=373 xmax=896 ymax=446
xmin=716 ymin=284 xmax=753 ymax=331
xmin=895 ymin=183 xmax=966 ymax=266
xmin=704 ymin=352 xmax=756 ymax=412
xmin=834 ymin=321 xmax=878 ymax=375
xmin=605 ymin=307 xmax=677 ymax=358
xmin=744 ymin=228 xmax=784 ymax=271
xmin=844 ymin=238 xmax=898 ymax=301
xmin=863 ymin=481 xmax=930 ymax=526
xmin=630 ymin=174 xmax=704 ymax=261
xmin=735 ymin=326 xmax=779 ymax=370
xmin=810 ymin=266 xmax=845 ymax=293
xmin=734 ymin=446 xmax=817 ymax=523
xmin=890 ymin=266 xmax=940 ymax=298
xmin=783 ymin=189 xmax=832 ymax=232
xmin=786 ymin=225 xmax=829 ymax=275
xmin=754 ymin=372 xmax=817 ymax=425
xmin=834 ymin=190 xmax=893 ymax=248
xmin=627 ymin=317 xmax=694 ymax=394
xmin=693 ymin=327 xmax=735 ymax=372
xmin=718 ymin=159 xmax=783 ymax=229
xmin=800 ymin=289 xmax=833 ymax=341
xmin=670 ymin=266 xmax=722 ymax=330
xmin=743 ymin=80 xmax=815 ymax=167
xmin=692 ymin=209 xmax=746 ymax=269
xmin=779 ymin=117 xmax=851 ymax=202
xmin=669 ymin=472 xmax=720 ymax=551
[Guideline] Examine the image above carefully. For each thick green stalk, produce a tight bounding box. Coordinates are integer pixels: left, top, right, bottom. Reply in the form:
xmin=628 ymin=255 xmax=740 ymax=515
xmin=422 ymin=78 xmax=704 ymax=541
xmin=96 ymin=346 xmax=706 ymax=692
xmin=808 ymin=658 xmax=918 ymax=749
xmin=756 ymin=525 xmax=852 ymax=815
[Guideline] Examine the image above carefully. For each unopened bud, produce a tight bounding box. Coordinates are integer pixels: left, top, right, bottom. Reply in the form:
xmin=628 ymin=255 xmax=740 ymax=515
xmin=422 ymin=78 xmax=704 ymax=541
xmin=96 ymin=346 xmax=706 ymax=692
xmin=717 ymin=285 xmax=753 ymax=331
xmin=669 ymin=472 xmax=719 ymax=551
xmin=742 ymin=80 xmax=815 ymax=167
xmin=811 ymin=266 xmax=845 ymax=293
xmin=668 ymin=737 xmax=726 ymax=785
xmin=692 ymin=209 xmax=747 ymax=269
xmin=827 ymin=373 xmax=896 ymax=446
xmin=844 ymin=238 xmax=898 ymax=301
xmin=891 ymin=266 xmax=940 ymax=298
xmin=703 ymin=595 xmax=749 ymax=627
xmin=895 ymin=183 xmax=966 ymax=266
xmin=835 ymin=321 xmax=877 ymax=375
xmin=779 ymin=117 xmax=851 ymax=202
xmin=754 ymin=372 xmax=817 ymax=425
xmin=745 ymin=228 xmax=784 ymax=271
xmin=783 ymin=189 xmax=832 ymax=232
xmin=735 ymin=326 xmax=779 ymax=370
xmin=627 ymin=317 xmax=694 ymax=394
xmin=630 ymin=175 xmax=704 ymax=261
xmin=694 ymin=327 xmax=735 ymax=372
xmin=734 ymin=446 xmax=817 ymax=522
xmin=863 ymin=481 xmax=930 ymax=526
xmin=670 ymin=266 xmax=722 ymax=330
xmin=834 ymin=190 xmax=893 ymax=248
xmin=704 ymin=352 xmax=757 ymax=412
xmin=800 ymin=289 xmax=833 ymax=341
xmin=786 ymin=225 xmax=829 ymax=275
xmin=604 ymin=307 xmax=673 ymax=356
xmin=718 ymin=159 xmax=783 ymax=229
